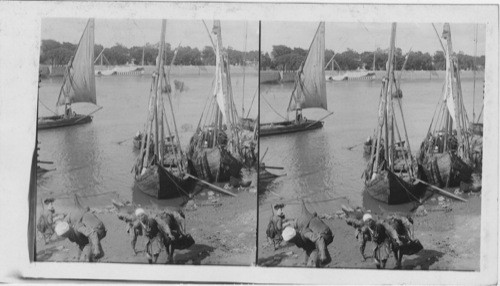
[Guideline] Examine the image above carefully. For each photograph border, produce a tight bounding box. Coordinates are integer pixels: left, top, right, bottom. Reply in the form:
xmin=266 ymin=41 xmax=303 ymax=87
xmin=0 ymin=1 xmax=497 ymax=284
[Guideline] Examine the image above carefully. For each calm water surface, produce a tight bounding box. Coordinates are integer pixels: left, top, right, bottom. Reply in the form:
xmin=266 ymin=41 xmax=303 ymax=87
xmin=259 ymin=76 xmax=484 ymax=221
xmin=37 ymin=70 xmax=258 ymax=210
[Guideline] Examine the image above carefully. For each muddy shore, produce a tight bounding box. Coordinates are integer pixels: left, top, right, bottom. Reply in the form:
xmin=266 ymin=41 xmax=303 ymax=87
xmin=36 ymin=171 xmax=257 ymax=266
xmin=258 ymin=191 xmax=481 ymax=271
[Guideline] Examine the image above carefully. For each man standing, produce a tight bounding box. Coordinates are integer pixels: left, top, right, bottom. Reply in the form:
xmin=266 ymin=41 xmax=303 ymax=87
xmin=54 ymin=208 xmax=106 ymax=262
xmin=37 ymin=197 xmax=58 ymax=244
xmin=266 ymin=203 xmax=286 ymax=250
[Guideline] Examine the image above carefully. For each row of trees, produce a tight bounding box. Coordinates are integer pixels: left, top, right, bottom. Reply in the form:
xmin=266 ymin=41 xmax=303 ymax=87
xmin=39 ymin=39 xmax=260 ymax=66
xmin=40 ymin=39 xmax=485 ymax=71
xmin=260 ymin=45 xmax=486 ymax=71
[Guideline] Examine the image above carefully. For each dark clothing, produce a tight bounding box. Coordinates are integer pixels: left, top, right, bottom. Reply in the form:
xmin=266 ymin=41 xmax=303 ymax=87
xmin=37 ymin=209 xmax=55 ymax=235
xmin=291 ymin=203 xmax=334 ymax=266
xmin=346 ymin=217 xmax=373 ymax=259
xmin=133 ymin=217 xmax=161 ymax=239
xmin=65 ymin=210 xmax=107 ymax=261
xmin=156 ymin=211 xmax=194 ymax=252
xmin=132 ymin=217 xmax=164 ymax=260
xmin=266 ymin=214 xmax=285 ymax=243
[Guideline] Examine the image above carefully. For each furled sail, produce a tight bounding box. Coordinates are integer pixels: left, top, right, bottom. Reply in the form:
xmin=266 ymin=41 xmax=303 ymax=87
xmin=288 ymin=22 xmax=327 ymax=111
xmin=213 ymin=21 xmax=229 ymax=125
xmin=442 ymin=24 xmax=456 ymax=121
xmin=213 ymin=20 xmax=239 ymax=128
xmin=57 ymin=19 xmax=96 ymax=106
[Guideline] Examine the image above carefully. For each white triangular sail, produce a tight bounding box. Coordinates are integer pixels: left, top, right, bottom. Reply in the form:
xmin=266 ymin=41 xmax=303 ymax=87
xmin=288 ymin=22 xmax=327 ymax=111
xmin=57 ymin=19 xmax=96 ymax=106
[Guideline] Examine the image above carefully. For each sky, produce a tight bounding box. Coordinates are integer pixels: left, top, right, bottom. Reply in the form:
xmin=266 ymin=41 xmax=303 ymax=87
xmin=41 ymin=19 xmax=259 ymax=51
xmin=41 ymin=19 xmax=485 ymax=56
xmin=262 ymin=22 xmax=486 ymax=56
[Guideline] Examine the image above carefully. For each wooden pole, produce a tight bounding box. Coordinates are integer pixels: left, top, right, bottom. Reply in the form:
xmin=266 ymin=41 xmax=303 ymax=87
xmin=260 ymin=147 xmax=269 ymax=162
xmin=415 ymin=178 xmax=467 ymax=202
xmin=387 ymin=23 xmax=397 ymax=172
xmin=262 ymin=165 xmax=284 ymax=170
xmin=185 ymin=173 xmax=236 ymax=197
xmin=371 ymin=81 xmax=386 ymax=176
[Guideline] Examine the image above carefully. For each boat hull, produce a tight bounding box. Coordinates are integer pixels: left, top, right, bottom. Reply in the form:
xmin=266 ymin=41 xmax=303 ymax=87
xmin=420 ymin=152 xmax=473 ymax=188
xmin=259 ymin=119 xmax=324 ymax=137
xmin=134 ymin=164 xmax=193 ymax=200
xmin=189 ymin=147 xmax=242 ymax=183
xmin=38 ymin=114 xmax=92 ymax=130
xmin=364 ymin=170 xmax=426 ymax=205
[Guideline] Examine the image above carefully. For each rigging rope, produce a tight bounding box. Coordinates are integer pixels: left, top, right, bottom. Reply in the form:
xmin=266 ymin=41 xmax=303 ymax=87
xmin=261 ymin=93 xmax=287 ymax=121
xmin=39 ymin=100 xmax=58 ymax=116
xmin=245 ymin=88 xmax=258 ymax=118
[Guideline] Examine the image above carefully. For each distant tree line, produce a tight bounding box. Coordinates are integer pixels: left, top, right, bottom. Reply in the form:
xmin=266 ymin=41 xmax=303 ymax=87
xmin=39 ymin=39 xmax=259 ymax=66
xmin=260 ymin=45 xmax=486 ymax=71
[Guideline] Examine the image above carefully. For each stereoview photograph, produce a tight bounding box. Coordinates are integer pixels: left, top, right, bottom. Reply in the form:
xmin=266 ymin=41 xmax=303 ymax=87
xmin=35 ymin=18 xmax=259 ymax=265
xmin=258 ymin=21 xmax=484 ymax=271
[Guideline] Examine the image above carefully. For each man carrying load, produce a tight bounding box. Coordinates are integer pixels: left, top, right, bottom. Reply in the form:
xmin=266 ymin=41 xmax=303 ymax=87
xmin=54 ymin=208 xmax=107 ymax=262
xmin=281 ymin=201 xmax=334 ymax=267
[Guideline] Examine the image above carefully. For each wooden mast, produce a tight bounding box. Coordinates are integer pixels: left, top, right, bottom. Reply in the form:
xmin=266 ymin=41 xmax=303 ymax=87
xmin=387 ymin=23 xmax=397 ymax=172
xmin=372 ymin=23 xmax=396 ymax=176
xmin=142 ymin=20 xmax=166 ymax=171
xmin=154 ymin=21 xmax=167 ymax=163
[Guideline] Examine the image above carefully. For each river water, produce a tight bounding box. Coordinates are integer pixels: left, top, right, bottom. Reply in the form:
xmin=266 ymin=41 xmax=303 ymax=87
xmin=36 ymin=69 xmax=258 ymax=211
xmin=258 ymin=75 xmax=484 ymax=243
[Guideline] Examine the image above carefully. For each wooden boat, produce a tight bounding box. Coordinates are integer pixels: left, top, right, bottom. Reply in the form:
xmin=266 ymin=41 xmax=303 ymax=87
xmin=133 ymin=20 xmax=194 ymax=200
xmin=260 ymin=22 xmax=332 ymax=137
xmin=260 ymin=119 xmax=323 ymax=137
xmin=325 ymin=51 xmax=376 ymax=82
xmin=132 ymin=132 xmax=175 ymax=150
xmin=418 ymin=23 xmax=476 ymax=187
xmin=363 ymin=23 xmax=425 ymax=205
xmin=188 ymin=21 xmax=249 ymax=182
xmin=38 ymin=19 xmax=101 ymax=130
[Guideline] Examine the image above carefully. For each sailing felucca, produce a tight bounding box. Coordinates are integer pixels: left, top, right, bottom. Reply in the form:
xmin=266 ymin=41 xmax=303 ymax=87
xmin=187 ymin=20 xmax=245 ymax=182
xmin=260 ymin=22 xmax=331 ymax=137
xmin=418 ymin=23 xmax=478 ymax=188
xmin=38 ymin=19 xmax=101 ymax=130
xmin=363 ymin=23 xmax=426 ymax=205
xmin=133 ymin=20 xmax=194 ymax=199
xmin=325 ymin=52 xmax=376 ymax=82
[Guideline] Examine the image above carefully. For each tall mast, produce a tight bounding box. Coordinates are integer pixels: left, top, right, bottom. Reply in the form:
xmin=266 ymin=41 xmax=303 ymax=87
xmin=385 ymin=23 xmax=397 ymax=171
xmin=242 ymin=21 xmax=248 ymax=116
xmin=372 ymin=23 xmax=396 ymax=175
xmin=472 ymin=24 xmax=478 ymax=122
xmin=155 ymin=20 xmax=167 ymax=161
xmin=443 ymin=23 xmax=464 ymax=156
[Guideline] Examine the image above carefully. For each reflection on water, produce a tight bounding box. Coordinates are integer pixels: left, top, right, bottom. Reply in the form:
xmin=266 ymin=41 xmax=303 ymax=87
xmin=37 ymin=72 xmax=258 ymax=211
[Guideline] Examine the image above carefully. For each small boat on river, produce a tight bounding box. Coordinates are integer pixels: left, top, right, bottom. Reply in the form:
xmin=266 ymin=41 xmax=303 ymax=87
xmin=260 ymin=22 xmax=332 ymax=137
